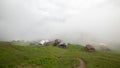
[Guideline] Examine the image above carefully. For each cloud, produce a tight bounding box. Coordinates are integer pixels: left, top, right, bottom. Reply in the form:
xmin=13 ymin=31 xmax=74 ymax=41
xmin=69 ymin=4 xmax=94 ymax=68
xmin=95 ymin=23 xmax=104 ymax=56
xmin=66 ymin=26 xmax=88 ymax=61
xmin=0 ymin=0 xmax=120 ymax=44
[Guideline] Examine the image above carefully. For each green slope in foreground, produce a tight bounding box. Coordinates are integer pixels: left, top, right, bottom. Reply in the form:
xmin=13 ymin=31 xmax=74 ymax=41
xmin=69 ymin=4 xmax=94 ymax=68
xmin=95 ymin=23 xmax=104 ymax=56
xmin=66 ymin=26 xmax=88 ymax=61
xmin=0 ymin=42 xmax=120 ymax=68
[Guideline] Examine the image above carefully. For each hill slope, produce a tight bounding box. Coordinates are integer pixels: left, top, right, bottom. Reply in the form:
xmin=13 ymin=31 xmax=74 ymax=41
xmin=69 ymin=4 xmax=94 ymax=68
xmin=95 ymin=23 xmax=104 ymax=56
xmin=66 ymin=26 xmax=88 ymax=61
xmin=0 ymin=42 xmax=120 ymax=68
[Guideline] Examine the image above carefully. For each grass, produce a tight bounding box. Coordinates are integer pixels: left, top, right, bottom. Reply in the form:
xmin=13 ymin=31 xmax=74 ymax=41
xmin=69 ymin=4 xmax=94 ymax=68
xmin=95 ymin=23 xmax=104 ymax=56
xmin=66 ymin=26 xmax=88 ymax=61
xmin=0 ymin=41 xmax=120 ymax=68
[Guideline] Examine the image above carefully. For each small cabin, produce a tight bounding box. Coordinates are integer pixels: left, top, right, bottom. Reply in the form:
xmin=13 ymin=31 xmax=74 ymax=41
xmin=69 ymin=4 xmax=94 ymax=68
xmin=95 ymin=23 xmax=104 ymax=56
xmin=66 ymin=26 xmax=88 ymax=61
xmin=85 ymin=44 xmax=95 ymax=51
xmin=54 ymin=39 xmax=62 ymax=46
xmin=99 ymin=43 xmax=110 ymax=51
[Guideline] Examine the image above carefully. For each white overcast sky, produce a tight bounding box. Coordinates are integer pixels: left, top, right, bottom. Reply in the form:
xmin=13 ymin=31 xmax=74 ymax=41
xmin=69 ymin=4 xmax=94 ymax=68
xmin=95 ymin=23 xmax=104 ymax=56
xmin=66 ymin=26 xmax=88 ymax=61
xmin=0 ymin=0 xmax=120 ymax=44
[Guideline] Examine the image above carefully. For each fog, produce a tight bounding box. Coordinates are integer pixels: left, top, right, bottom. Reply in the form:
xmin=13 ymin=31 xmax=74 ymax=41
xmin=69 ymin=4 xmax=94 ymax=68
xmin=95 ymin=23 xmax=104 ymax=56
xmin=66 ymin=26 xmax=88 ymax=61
xmin=0 ymin=0 xmax=120 ymax=45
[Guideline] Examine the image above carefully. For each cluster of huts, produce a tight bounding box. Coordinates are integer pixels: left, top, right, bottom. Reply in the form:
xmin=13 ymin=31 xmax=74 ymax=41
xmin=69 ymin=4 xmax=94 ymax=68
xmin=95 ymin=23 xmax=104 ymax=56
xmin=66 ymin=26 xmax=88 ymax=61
xmin=85 ymin=43 xmax=111 ymax=51
xmin=29 ymin=39 xmax=68 ymax=48
xmin=13 ymin=39 xmax=110 ymax=51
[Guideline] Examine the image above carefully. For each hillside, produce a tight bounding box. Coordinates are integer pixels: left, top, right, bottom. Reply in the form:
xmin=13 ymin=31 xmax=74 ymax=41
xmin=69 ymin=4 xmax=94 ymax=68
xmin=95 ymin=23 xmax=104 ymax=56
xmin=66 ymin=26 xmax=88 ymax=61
xmin=0 ymin=42 xmax=120 ymax=68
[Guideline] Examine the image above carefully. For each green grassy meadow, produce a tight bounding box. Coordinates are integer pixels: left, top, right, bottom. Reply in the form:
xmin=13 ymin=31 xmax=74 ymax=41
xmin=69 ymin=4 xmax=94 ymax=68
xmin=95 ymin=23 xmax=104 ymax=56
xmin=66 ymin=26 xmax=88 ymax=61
xmin=0 ymin=41 xmax=120 ymax=68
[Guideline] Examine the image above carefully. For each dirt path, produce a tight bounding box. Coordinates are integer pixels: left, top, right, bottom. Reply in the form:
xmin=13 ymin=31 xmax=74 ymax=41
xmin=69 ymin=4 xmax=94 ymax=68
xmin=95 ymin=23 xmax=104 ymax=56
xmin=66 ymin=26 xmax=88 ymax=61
xmin=77 ymin=58 xmax=86 ymax=68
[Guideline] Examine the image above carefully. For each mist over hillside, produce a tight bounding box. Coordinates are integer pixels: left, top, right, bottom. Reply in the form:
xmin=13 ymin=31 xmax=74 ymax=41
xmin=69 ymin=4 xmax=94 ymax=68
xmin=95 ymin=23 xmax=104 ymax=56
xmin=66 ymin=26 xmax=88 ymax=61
xmin=0 ymin=0 xmax=120 ymax=47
